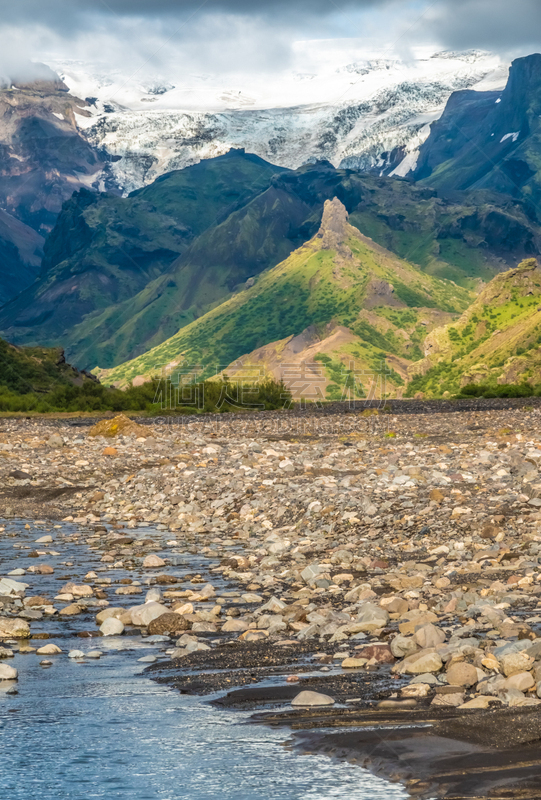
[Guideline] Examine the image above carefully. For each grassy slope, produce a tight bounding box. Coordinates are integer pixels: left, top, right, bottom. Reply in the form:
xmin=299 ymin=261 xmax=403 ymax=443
xmin=56 ymin=172 xmax=539 ymax=371
xmin=2 ymin=156 xmax=538 ymax=374
xmin=100 ymin=221 xmax=471 ymax=387
xmin=407 ymin=259 xmax=541 ymax=396
xmin=0 ymin=150 xmax=286 ymax=356
xmin=63 ymin=185 xmax=315 ymax=369
xmin=0 ymin=338 xmax=95 ymax=395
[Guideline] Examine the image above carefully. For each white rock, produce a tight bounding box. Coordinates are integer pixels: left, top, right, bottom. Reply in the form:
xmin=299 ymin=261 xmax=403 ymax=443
xmin=0 ymin=617 xmax=30 ymax=638
xmin=142 ymin=554 xmax=165 ymax=568
xmin=130 ymin=602 xmax=169 ymax=627
xmin=36 ymin=644 xmax=62 ymax=655
xmin=260 ymin=596 xmax=286 ymax=613
xmin=145 ymin=588 xmax=162 ymax=603
xmin=100 ymin=617 xmax=125 ymax=636
xmin=291 ymin=691 xmax=335 ymax=706
xmin=0 ymin=578 xmax=29 ymax=596
xmin=0 ymin=664 xmax=17 ymax=680
xmin=355 ymin=602 xmax=389 ymax=633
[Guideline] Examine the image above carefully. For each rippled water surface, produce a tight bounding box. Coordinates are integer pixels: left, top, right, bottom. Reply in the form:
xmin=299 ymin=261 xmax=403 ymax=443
xmin=0 ymin=520 xmax=408 ymax=800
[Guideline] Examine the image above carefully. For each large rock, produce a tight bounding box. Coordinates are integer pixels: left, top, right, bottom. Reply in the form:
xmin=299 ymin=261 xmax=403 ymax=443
xmin=0 ymin=617 xmax=30 ymax=638
xmin=355 ymin=603 xmax=389 ymax=633
xmin=390 ymin=635 xmax=418 ymax=658
xmin=459 ymin=696 xmax=496 ymax=709
xmin=301 ymin=564 xmax=321 ymax=583
xmin=59 ymin=604 xmax=82 ymax=616
xmin=142 ymin=554 xmax=166 ymax=569
xmin=355 ymin=644 xmax=394 ymax=664
xmin=100 ymin=617 xmax=125 ymax=636
xmin=341 ymin=657 xmax=368 ymax=669
xmin=148 ymin=613 xmax=190 ymax=635
xmin=446 ymin=661 xmax=478 ymax=688
xmin=505 ymin=672 xmax=535 ymax=691
xmin=222 ymin=619 xmax=249 ymax=633
xmin=36 ymin=643 xmax=62 ymax=655
xmin=259 ymin=596 xmax=286 ymax=613
xmin=398 ymin=611 xmax=438 ymax=636
xmin=0 ymin=664 xmax=17 ymax=680
xmin=61 ymin=582 xmax=93 ymax=598
xmin=501 ymin=651 xmax=534 ymax=677
xmin=95 ymin=607 xmax=124 ymax=625
xmin=88 ymin=414 xmax=148 ymax=439
xmin=380 ymin=596 xmax=409 ymax=614
xmin=395 ymin=649 xmax=443 ymax=675
xmin=129 ymin=602 xmax=169 ymax=627
xmin=291 ymin=690 xmax=335 ymax=706
xmin=0 ymin=578 xmax=28 ymax=597
xmin=414 ymin=624 xmax=446 ymax=649
xmin=431 ymin=691 xmax=464 ymax=707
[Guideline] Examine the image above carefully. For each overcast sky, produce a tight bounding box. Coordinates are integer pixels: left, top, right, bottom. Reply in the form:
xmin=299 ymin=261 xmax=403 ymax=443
xmin=2 ymin=0 xmax=541 ymax=79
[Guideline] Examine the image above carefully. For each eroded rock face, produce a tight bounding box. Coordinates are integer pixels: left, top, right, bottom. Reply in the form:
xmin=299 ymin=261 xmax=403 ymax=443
xmin=315 ymin=197 xmax=356 ymax=261
xmin=0 ymin=71 xmax=104 ymax=234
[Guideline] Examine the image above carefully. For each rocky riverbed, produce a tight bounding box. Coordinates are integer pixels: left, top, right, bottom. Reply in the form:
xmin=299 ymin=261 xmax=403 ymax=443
xmin=4 ymin=404 xmax=541 ymax=797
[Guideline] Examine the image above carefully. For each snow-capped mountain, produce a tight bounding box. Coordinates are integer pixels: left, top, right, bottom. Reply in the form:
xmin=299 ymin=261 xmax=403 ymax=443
xmin=51 ymin=43 xmax=507 ymax=194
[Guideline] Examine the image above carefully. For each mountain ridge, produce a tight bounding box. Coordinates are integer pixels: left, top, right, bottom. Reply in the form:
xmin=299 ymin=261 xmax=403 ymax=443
xmin=97 ymin=197 xmax=471 ymax=391
xmin=1 ymin=152 xmax=538 ymax=370
xmin=412 ymin=53 xmax=541 ymax=204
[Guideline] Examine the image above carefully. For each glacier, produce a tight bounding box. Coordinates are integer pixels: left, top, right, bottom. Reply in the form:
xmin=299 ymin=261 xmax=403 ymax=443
xmin=50 ymin=43 xmax=508 ymax=194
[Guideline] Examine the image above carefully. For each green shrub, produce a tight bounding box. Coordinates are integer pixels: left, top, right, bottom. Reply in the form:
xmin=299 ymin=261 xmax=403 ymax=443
xmin=457 ymin=382 xmax=535 ymax=399
xmin=0 ymin=377 xmax=290 ymax=415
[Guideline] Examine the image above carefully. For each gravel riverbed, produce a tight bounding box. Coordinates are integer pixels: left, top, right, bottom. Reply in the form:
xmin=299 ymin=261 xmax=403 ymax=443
xmin=4 ymin=403 xmax=541 ymax=797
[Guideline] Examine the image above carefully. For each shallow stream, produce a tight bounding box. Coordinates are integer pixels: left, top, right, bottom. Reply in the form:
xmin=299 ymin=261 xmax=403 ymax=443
xmin=0 ymin=520 xmax=408 ymax=800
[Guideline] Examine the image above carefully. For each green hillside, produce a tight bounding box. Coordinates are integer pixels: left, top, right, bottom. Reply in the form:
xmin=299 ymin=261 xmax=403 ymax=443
xmin=99 ymin=198 xmax=472 ymax=388
xmin=59 ymin=183 xmax=315 ymax=369
xmin=0 ymin=338 xmax=96 ymax=395
xmin=1 ymin=153 xmax=539 ymax=371
xmin=0 ymin=149 xmax=286 ymax=357
xmin=407 ymin=258 xmax=541 ymax=397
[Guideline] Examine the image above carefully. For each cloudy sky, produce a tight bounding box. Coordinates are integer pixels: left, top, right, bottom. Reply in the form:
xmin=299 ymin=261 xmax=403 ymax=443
xmin=2 ymin=0 xmax=541 ymax=79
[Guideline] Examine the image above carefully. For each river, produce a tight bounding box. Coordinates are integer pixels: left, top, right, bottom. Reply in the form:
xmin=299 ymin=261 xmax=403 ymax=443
xmin=0 ymin=519 xmax=408 ymax=800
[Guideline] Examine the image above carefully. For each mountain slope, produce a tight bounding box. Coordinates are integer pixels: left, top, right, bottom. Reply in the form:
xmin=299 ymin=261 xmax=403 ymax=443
xmin=0 ymin=337 xmax=96 ymax=396
xmin=407 ymin=258 xmax=541 ymax=397
xmin=0 ymin=210 xmax=44 ymax=304
xmin=413 ymin=54 xmax=541 ymax=204
xmin=0 ymin=67 xmax=105 ymax=234
xmin=2 ymin=154 xmax=539 ymax=371
xmin=98 ymin=198 xmax=471 ymax=388
xmin=61 ymin=181 xmax=315 ymax=369
xmin=0 ymin=150 xmax=287 ymax=355
xmin=221 ymin=314 xmax=452 ymax=401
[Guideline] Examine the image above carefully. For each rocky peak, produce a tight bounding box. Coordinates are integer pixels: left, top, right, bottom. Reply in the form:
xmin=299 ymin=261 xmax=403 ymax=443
xmin=506 ymin=53 xmax=541 ymax=98
xmin=317 ymin=197 xmax=350 ymax=251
